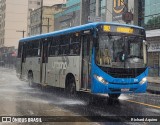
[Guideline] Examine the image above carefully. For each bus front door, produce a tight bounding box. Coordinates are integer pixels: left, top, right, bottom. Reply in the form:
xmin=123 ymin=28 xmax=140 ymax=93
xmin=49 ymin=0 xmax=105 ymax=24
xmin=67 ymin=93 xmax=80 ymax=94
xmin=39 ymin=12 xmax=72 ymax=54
xmin=82 ymin=35 xmax=91 ymax=90
xmin=40 ymin=40 xmax=48 ymax=85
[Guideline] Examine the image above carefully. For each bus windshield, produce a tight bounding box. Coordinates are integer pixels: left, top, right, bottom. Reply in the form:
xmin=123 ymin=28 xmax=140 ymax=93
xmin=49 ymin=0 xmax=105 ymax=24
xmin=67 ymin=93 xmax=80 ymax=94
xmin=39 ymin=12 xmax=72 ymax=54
xmin=96 ymin=32 xmax=146 ymax=68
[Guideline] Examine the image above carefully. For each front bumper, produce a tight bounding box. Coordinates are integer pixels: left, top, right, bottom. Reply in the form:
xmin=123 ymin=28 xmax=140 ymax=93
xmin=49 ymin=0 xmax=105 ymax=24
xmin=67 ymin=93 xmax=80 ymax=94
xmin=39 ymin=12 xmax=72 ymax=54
xmin=91 ymin=78 xmax=148 ymax=94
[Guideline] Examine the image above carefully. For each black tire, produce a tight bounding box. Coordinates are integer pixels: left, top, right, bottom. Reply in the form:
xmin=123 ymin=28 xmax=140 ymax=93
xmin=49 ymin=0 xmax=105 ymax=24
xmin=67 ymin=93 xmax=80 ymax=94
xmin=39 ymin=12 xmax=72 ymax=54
xmin=28 ymin=72 xmax=33 ymax=87
xmin=108 ymin=94 xmax=121 ymax=99
xmin=66 ymin=76 xmax=76 ymax=96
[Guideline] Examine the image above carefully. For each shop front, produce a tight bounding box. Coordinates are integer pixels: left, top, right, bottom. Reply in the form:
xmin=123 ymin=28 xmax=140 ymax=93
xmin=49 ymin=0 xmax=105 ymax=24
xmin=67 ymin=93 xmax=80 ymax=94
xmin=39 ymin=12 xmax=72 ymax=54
xmin=147 ymin=37 xmax=160 ymax=77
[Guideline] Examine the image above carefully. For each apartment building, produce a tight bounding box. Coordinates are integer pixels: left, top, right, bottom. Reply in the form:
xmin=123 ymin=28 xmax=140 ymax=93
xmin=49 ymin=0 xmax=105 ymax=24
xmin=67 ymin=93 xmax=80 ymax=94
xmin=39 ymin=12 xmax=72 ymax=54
xmin=0 ymin=0 xmax=28 ymax=48
xmin=27 ymin=0 xmax=42 ymax=36
xmin=27 ymin=0 xmax=66 ymax=36
xmin=30 ymin=4 xmax=65 ymax=36
xmin=54 ymin=0 xmax=80 ymax=30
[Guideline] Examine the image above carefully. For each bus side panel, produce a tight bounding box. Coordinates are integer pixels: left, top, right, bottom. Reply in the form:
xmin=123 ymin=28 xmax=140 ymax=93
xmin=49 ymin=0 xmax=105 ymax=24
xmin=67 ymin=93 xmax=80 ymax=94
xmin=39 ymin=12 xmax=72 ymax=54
xmin=45 ymin=62 xmax=55 ymax=87
xmin=21 ymin=61 xmax=28 ymax=80
xmin=59 ymin=56 xmax=81 ymax=90
xmin=47 ymin=57 xmax=59 ymax=87
xmin=25 ymin=57 xmax=41 ymax=84
xmin=16 ymin=58 xmax=22 ymax=78
xmin=46 ymin=56 xmax=81 ymax=90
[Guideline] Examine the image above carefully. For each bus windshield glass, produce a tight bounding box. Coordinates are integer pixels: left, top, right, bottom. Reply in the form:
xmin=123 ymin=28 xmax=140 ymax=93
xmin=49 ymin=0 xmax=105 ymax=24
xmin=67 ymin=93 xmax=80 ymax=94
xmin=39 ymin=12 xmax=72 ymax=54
xmin=96 ymin=32 xmax=146 ymax=68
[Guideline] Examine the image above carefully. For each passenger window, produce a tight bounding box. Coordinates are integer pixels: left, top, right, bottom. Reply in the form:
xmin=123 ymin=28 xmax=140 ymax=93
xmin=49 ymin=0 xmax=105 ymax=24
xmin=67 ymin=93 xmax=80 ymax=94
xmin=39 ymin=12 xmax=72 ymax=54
xmin=17 ymin=42 xmax=23 ymax=58
xmin=26 ymin=40 xmax=40 ymax=57
xmin=49 ymin=38 xmax=59 ymax=56
xmin=70 ymin=34 xmax=80 ymax=55
xmin=61 ymin=36 xmax=70 ymax=55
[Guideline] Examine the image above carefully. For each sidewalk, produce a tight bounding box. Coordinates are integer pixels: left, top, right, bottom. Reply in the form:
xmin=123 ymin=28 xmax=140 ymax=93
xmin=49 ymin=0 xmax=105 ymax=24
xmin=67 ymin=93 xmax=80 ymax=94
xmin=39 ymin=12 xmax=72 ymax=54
xmin=147 ymin=77 xmax=160 ymax=94
xmin=148 ymin=77 xmax=160 ymax=84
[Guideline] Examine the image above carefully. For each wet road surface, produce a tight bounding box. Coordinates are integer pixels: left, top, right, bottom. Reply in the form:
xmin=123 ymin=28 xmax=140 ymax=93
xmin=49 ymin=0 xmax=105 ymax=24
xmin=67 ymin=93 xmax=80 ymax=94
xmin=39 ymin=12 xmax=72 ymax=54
xmin=0 ymin=67 xmax=160 ymax=125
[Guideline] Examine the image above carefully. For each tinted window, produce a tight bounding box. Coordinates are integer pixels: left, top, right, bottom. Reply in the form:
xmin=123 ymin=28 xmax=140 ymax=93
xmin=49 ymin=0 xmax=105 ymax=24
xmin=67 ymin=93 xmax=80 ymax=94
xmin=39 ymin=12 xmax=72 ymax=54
xmin=70 ymin=34 xmax=81 ymax=55
xmin=49 ymin=37 xmax=60 ymax=56
xmin=17 ymin=42 xmax=23 ymax=58
xmin=26 ymin=40 xmax=40 ymax=57
xmin=60 ymin=36 xmax=70 ymax=55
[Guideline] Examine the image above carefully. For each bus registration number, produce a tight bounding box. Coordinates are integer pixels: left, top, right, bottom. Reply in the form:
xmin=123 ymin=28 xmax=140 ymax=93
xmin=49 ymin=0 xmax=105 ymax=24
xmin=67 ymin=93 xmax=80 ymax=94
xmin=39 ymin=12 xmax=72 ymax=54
xmin=121 ymin=89 xmax=129 ymax=92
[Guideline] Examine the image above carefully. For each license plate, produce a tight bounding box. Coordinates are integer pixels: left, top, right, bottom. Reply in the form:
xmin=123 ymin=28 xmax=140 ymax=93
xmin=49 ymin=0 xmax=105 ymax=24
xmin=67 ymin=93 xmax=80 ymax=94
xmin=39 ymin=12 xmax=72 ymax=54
xmin=121 ymin=89 xmax=129 ymax=92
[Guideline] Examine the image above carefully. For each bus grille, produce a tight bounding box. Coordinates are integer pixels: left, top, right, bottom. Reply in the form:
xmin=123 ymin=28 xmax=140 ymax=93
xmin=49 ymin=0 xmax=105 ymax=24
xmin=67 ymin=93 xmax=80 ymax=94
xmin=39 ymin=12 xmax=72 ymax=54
xmin=110 ymin=82 xmax=138 ymax=85
xmin=99 ymin=67 xmax=146 ymax=78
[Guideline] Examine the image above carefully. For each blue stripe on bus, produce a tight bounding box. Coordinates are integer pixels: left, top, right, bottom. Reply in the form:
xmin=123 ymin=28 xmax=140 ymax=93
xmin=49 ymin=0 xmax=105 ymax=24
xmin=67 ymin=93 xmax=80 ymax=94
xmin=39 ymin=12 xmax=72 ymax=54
xmin=20 ymin=22 xmax=144 ymax=42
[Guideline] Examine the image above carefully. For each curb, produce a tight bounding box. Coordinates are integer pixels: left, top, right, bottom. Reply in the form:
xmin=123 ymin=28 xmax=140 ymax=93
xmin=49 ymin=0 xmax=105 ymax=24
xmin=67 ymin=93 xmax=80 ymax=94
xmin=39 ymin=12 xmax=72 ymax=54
xmin=147 ymin=82 xmax=160 ymax=94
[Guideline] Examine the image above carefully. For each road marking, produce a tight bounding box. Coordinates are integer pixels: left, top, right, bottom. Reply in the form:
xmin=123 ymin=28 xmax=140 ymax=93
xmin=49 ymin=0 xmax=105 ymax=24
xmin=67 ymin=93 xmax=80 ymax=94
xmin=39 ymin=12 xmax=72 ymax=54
xmin=129 ymin=93 xmax=160 ymax=98
xmin=126 ymin=100 xmax=160 ymax=109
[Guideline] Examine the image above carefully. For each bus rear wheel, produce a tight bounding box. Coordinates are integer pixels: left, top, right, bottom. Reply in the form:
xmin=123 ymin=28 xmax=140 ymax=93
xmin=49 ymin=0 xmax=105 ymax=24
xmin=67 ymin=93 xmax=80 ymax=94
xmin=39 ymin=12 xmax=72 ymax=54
xmin=28 ymin=72 xmax=33 ymax=87
xmin=108 ymin=94 xmax=120 ymax=99
xmin=66 ymin=76 xmax=76 ymax=96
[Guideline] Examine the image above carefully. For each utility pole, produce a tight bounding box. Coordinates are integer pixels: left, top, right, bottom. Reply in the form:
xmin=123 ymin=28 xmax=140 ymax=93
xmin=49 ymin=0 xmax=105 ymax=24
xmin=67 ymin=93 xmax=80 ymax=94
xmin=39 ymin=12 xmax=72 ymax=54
xmin=16 ymin=30 xmax=26 ymax=38
xmin=80 ymin=0 xmax=90 ymax=25
xmin=47 ymin=18 xmax=49 ymax=32
xmin=40 ymin=0 xmax=43 ymax=34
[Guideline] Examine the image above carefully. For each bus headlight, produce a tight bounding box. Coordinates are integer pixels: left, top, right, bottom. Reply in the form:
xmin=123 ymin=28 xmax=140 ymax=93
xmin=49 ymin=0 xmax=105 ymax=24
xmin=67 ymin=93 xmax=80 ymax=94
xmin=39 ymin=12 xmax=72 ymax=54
xmin=94 ymin=74 xmax=108 ymax=84
xmin=139 ymin=77 xmax=147 ymax=84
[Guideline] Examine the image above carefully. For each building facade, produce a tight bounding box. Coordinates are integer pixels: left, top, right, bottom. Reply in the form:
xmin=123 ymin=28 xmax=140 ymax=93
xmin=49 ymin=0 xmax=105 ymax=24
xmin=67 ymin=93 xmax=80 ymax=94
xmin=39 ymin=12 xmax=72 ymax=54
xmin=27 ymin=0 xmax=42 ymax=36
xmin=28 ymin=0 xmax=66 ymax=36
xmin=43 ymin=0 xmax=66 ymax=6
xmin=86 ymin=0 xmax=139 ymax=25
xmin=30 ymin=4 xmax=64 ymax=36
xmin=54 ymin=0 xmax=80 ymax=31
xmin=88 ymin=0 xmax=106 ymax=23
xmin=144 ymin=0 xmax=160 ymax=77
xmin=0 ymin=0 xmax=28 ymax=48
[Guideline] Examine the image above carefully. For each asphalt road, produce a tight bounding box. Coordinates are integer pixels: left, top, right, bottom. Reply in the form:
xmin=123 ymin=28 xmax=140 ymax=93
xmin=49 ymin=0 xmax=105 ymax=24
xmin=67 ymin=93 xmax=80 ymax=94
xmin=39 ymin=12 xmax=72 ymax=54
xmin=0 ymin=67 xmax=160 ymax=125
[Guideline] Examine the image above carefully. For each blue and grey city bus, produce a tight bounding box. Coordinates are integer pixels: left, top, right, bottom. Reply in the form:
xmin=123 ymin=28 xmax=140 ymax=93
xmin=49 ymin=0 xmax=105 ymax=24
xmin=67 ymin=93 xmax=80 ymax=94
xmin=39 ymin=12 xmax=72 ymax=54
xmin=16 ymin=22 xmax=148 ymax=99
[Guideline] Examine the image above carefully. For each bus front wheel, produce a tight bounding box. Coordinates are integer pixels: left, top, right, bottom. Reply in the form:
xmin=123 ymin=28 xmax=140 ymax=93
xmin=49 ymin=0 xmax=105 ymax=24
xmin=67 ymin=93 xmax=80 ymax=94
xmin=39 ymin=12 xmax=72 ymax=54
xmin=108 ymin=94 xmax=120 ymax=99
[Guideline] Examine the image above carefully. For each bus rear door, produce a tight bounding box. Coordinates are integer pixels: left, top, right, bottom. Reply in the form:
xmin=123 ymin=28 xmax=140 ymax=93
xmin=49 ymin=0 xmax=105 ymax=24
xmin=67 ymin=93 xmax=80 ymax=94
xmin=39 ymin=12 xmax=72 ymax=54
xmin=40 ymin=39 xmax=48 ymax=85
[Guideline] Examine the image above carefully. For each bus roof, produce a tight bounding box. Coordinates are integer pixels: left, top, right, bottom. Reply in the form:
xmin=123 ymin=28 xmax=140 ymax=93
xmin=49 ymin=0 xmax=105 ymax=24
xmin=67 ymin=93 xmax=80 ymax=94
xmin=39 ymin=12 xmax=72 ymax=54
xmin=20 ymin=22 xmax=144 ymax=42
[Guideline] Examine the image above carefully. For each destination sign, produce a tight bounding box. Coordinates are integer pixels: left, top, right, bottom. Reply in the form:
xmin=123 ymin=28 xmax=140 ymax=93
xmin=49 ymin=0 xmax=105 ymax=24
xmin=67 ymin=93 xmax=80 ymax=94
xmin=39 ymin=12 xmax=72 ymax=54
xmin=102 ymin=25 xmax=144 ymax=36
xmin=103 ymin=25 xmax=111 ymax=32
xmin=117 ymin=27 xmax=133 ymax=34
